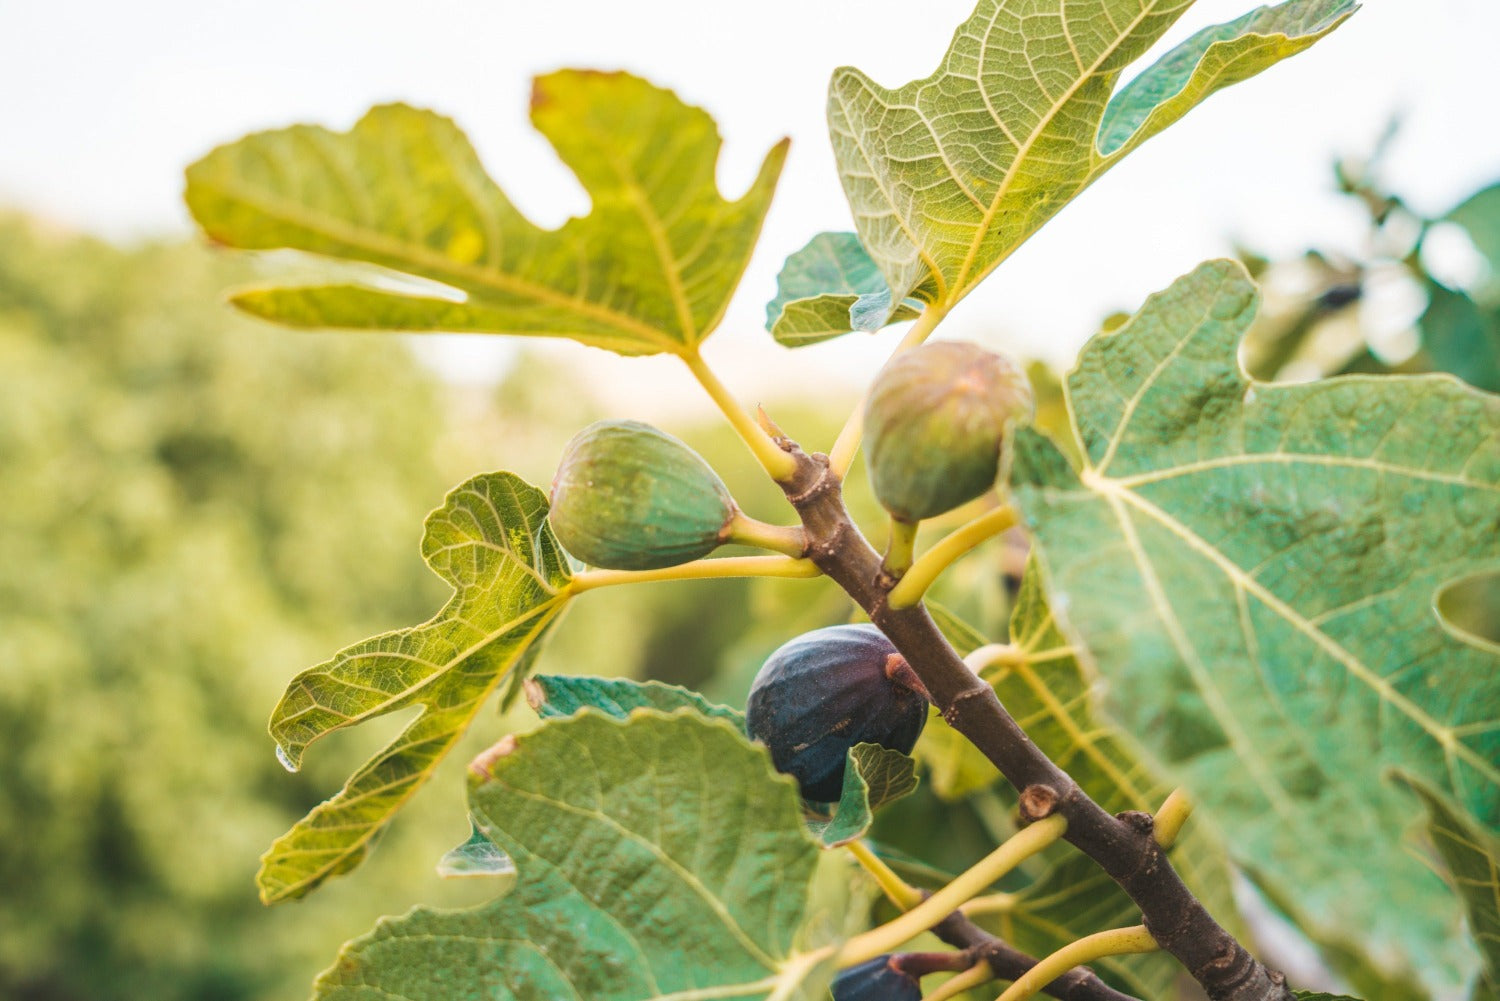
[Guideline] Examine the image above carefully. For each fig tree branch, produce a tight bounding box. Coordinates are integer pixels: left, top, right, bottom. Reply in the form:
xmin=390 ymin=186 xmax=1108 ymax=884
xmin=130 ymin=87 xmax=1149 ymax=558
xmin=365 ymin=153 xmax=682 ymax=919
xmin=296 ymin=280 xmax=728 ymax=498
xmin=775 ymin=442 xmax=1293 ymax=1001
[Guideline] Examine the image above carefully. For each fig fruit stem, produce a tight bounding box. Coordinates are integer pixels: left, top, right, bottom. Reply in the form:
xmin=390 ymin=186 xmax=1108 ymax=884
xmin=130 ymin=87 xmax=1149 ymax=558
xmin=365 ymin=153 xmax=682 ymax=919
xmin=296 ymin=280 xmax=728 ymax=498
xmin=1152 ymin=789 xmax=1193 ymax=850
xmin=567 ymin=555 xmax=820 ymax=593
xmin=847 ymin=839 xmax=924 ymax=911
xmin=680 ymin=347 xmax=800 ymax=483
xmin=882 ymin=518 xmax=920 ymax=579
xmin=835 ymin=815 xmax=1066 ymax=968
xmin=829 ymin=305 xmax=948 ymax=478
xmin=726 ymin=512 xmax=808 ymax=557
xmin=887 ymin=505 xmax=1018 ymax=609
xmin=992 ymin=927 xmax=1158 ymax=1001
xmin=922 ymin=960 xmax=996 ymax=1001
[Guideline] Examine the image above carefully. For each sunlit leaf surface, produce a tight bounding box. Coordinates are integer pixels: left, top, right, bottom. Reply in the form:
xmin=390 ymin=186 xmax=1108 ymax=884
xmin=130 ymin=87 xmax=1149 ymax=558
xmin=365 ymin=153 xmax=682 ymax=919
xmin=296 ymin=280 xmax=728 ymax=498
xmin=1011 ymin=258 xmax=1498 ymax=991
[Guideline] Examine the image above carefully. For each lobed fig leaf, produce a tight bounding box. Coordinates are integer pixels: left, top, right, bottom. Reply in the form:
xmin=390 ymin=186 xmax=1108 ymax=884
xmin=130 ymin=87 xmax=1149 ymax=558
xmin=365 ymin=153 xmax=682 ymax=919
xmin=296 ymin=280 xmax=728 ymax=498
xmin=865 ymin=341 xmax=1032 ymax=523
xmin=260 ymin=471 xmax=571 ymax=902
xmin=184 ymin=71 xmax=786 ymax=356
xmin=828 ymin=0 xmax=1354 ymax=322
xmin=549 ymin=419 xmax=736 ymax=570
xmin=747 ymin=624 xmax=929 ymax=802
xmin=1010 ymin=258 xmax=1498 ymax=992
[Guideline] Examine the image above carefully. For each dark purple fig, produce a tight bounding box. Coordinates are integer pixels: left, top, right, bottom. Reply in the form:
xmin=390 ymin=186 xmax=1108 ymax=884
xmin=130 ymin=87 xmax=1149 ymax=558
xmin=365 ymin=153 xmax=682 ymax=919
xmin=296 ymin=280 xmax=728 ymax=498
xmin=746 ymin=624 xmax=928 ymax=802
xmin=831 ymin=955 xmax=921 ymax=1001
xmin=865 ymin=341 xmax=1033 ymax=523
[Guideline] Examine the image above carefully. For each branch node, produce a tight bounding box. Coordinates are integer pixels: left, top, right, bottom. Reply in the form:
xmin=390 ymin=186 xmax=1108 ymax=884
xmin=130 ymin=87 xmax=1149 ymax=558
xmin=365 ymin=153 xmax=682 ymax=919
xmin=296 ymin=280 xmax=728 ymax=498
xmin=1018 ymin=784 xmax=1060 ymax=822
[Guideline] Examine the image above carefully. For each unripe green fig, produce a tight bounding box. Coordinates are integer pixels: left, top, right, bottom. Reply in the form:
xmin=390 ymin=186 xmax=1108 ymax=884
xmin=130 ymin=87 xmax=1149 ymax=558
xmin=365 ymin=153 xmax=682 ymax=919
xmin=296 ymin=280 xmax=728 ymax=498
xmin=549 ymin=420 xmax=735 ymax=571
xmin=745 ymin=624 xmax=929 ymax=802
xmin=831 ymin=956 xmax=921 ymax=1001
xmin=864 ymin=341 xmax=1033 ymax=523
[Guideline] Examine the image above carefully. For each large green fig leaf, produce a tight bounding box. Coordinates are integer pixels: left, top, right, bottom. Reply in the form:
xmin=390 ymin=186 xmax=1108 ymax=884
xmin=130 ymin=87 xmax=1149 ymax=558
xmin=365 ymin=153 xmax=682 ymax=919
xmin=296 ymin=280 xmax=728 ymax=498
xmin=312 ymin=710 xmax=836 ymax=1001
xmin=185 ymin=71 xmax=786 ymax=356
xmin=260 ymin=472 xmax=572 ymax=902
xmin=1010 ymin=258 xmax=1497 ymax=991
xmin=525 ymin=673 xmax=745 ymax=729
xmin=1398 ymin=776 xmax=1500 ymax=994
xmin=765 ymin=232 xmax=920 ymax=346
xmin=828 ymin=0 xmax=1353 ymax=321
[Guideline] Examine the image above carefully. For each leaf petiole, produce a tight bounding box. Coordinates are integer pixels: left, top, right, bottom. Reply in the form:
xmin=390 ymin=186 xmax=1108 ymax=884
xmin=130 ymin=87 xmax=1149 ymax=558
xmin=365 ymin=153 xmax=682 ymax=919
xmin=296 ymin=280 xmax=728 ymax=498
xmin=1152 ymin=788 xmax=1193 ymax=849
xmin=835 ymin=815 xmax=1067 ymax=967
xmin=846 ymin=839 xmax=924 ymax=911
xmin=921 ymin=960 xmax=996 ymax=1001
xmin=887 ymin=506 xmax=1018 ymax=609
xmin=991 ymin=926 xmax=1157 ymax=1001
xmin=567 ymin=556 xmax=820 ymax=593
xmin=680 ymin=348 xmax=799 ymax=483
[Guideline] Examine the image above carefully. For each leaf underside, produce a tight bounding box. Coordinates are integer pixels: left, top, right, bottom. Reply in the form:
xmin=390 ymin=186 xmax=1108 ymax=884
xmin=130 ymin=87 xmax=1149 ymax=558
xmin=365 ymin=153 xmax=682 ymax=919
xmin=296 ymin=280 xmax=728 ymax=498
xmin=185 ymin=71 xmax=786 ymax=356
xmin=312 ymin=710 xmax=833 ymax=1001
xmin=827 ymin=0 xmax=1354 ymax=322
xmin=764 ymin=232 xmax=921 ymax=345
xmin=1011 ymin=258 xmax=1500 ymax=991
xmin=259 ymin=472 xmax=571 ymax=902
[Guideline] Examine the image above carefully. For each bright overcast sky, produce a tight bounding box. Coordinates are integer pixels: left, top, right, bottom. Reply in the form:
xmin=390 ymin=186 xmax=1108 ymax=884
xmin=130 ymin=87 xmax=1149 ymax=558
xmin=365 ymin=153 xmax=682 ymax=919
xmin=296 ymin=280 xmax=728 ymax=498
xmin=2 ymin=0 xmax=1496 ymax=409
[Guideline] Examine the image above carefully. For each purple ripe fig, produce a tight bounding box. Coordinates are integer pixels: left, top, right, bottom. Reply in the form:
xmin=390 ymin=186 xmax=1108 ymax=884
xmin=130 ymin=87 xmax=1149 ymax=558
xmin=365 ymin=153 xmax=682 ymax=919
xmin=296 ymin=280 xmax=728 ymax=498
xmin=831 ymin=955 xmax=921 ymax=1001
xmin=865 ymin=340 xmax=1033 ymax=523
xmin=746 ymin=624 xmax=928 ymax=802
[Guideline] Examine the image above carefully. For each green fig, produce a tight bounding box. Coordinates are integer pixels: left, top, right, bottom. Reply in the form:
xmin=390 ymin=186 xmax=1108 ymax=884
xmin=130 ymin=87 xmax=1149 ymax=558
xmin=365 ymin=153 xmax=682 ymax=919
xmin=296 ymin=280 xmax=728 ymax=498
xmin=864 ymin=341 xmax=1032 ymax=523
xmin=549 ymin=420 xmax=736 ymax=570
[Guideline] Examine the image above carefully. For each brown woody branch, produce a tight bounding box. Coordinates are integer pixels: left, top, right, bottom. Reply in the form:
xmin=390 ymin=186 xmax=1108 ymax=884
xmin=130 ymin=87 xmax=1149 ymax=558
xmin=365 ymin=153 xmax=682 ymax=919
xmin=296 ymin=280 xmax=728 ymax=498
xmin=777 ymin=445 xmax=1291 ymax=1001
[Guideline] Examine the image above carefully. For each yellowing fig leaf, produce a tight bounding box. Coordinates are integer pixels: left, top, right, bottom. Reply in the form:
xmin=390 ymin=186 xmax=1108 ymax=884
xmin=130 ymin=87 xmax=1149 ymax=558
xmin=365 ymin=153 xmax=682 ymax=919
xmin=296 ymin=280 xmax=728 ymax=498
xmin=259 ymin=472 xmax=572 ymax=902
xmin=312 ymin=711 xmax=837 ymax=1001
xmin=185 ymin=71 xmax=787 ymax=356
xmin=1011 ymin=258 xmax=1497 ymax=992
xmin=828 ymin=0 xmax=1354 ymax=322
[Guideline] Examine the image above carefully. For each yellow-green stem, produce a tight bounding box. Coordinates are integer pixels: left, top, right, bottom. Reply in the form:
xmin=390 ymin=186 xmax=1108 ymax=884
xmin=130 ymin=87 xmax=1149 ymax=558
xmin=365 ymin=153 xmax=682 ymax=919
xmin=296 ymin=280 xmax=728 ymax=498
xmin=923 ymin=961 xmax=996 ymax=1001
xmin=727 ymin=512 xmax=807 ymax=557
xmin=836 ymin=815 xmax=1066 ymax=968
xmin=1153 ymin=788 xmax=1193 ymax=849
xmin=888 ymin=506 xmax=1018 ymax=609
xmin=568 ymin=556 xmax=820 ymax=594
xmin=958 ymin=891 xmax=1017 ymax=917
xmin=962 ymin=643 xmax=1027 ymax=675
xmin=829 ymin=305 xmax=948 ymax=478
xmin=847 ymin=840 xmax=924 ymax=911
xmin=883 ymin=518 xmax=920 ymax=578
xmin=992 ymin=926 xmax=1158 ymax=1001
xmin=681 ymin=349 xmax=799 ymax=482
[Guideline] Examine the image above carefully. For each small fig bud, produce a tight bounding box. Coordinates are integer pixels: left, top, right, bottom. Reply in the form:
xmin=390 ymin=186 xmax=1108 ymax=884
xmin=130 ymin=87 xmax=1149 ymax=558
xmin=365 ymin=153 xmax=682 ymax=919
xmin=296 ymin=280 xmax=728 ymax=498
xmin=831 ymin=955 xmax=921 ymax=1001
xmin=865 ymin=341 xmax=1033 ymax=523
xmin=549 ymin=420 xmax=735 ymax=571
xmin=746 ymin=624 xmax=928 ymax=802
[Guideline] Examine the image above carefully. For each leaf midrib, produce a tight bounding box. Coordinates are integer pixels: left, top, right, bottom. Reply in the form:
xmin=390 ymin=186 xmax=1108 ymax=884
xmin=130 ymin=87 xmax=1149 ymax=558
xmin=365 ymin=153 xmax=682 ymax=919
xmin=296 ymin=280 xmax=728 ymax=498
xmin=198 ymin=178 xmax=678 ymax=351
xmin=1082 ymin=467 xmax=1499 ymax=793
